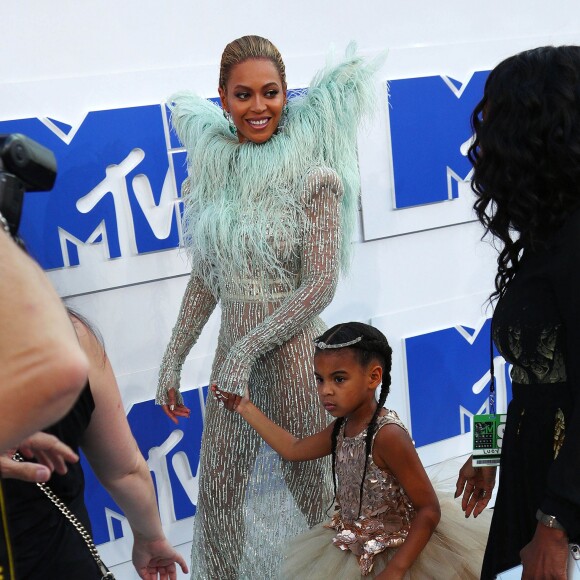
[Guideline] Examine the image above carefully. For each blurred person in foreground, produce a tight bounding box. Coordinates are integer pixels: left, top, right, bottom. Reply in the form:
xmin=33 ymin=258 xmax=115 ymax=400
xmin=0 ymin=216 xmax=88 ymax=451
xmin=0 ymin=210 xmax=89 ymax=579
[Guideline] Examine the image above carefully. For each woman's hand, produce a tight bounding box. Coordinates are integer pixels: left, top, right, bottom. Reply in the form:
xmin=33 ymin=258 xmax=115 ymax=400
xmin=520 ymin=524 xmax=568 ymax=579
xmin=210 ymin=384 xmax=248 ymax=413
xmin=455 ymin=455 xmax=496 ymax=517
xmin=132 ymin=535 xmax=189 ymax=579
xmin=161 ymin=388 xmax=191 ymax=425
xmin=0 ymin=432 xmax=79 ymax=482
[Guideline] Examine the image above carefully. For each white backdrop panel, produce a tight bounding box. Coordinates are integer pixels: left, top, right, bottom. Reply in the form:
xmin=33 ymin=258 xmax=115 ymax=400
xmin=3 ymin=2 xmax=580 ymax=578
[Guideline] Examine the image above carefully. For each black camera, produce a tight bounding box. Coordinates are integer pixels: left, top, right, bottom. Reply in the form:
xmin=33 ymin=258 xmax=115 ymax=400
xmin=0 ymin=133 xmax=57 ymax=238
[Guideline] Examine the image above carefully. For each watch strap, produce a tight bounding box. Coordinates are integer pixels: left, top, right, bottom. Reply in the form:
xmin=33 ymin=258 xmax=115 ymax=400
xmin=536 ymin=508 xmax=566 ymax=532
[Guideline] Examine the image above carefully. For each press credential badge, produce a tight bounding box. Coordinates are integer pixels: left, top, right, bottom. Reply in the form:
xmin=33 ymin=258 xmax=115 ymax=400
xmin=472 ymin=414 xmax=507 ymax=467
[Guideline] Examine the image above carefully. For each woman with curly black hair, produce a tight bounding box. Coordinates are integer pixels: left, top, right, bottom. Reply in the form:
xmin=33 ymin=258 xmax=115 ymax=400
xmin=456 ymin=46 xmax=580 ymax=579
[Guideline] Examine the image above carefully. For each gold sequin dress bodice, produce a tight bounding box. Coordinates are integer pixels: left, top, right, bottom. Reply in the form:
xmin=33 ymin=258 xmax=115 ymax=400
xmin=327 ymin=411 xmax=416 ymax=575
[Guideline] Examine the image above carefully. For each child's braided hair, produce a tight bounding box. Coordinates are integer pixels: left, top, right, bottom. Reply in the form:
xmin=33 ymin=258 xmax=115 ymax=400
xmin=315 ymin=322 xmax=392 ymax=518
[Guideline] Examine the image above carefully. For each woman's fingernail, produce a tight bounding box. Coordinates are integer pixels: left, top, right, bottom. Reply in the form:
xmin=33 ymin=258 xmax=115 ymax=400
xmin=35 ymin=466 xmax=50 ymax=482
xmin=170 ymin=405 xmax=175 ymax=411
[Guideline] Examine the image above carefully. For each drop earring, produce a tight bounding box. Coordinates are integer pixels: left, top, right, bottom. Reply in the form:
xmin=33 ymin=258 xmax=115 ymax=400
xmin=223 ymin=109 xmax=237 ymax=136
xmin=276 ymin=103 xmax=289 ymax=134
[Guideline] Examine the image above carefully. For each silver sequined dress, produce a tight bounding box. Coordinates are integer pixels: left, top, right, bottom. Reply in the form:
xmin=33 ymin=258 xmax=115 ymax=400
xmin=160 ymin=169 xmax=341 ymax=579
xmin=157 ymin=46 xmax=384 ymax=579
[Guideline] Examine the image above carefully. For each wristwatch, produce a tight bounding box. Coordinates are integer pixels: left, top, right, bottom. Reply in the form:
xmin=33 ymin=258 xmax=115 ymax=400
xmin=536 ymin=509 xmax=566 ymax=531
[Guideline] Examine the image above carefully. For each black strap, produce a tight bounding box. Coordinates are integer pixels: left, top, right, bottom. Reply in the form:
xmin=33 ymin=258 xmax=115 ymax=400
xmin=489 ymin=316 xmax=496 ymax=415
xmin=0 ymin=480 xmax=15 ymax=580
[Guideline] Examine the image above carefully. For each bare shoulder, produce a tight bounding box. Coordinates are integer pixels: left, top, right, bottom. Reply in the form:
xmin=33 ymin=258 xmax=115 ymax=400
xmin=372 ymin=413 xmax=416 ymax=471
xmin=374 ymin=410 xmax=411 ymax=440
xmin=374 ymin=421 xmax=413 ymax=448
xmin=69 ymin=314 xmax=105 ymax=366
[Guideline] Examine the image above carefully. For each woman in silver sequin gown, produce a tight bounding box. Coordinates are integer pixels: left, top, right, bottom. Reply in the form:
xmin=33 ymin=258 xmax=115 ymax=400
xmin=156 ymin=35 xmax=382 ymax=579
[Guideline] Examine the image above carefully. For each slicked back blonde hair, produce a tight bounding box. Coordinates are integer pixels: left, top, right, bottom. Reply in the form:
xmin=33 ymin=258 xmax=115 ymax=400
xmin=219 ymin=35 xmax=287 ymax=92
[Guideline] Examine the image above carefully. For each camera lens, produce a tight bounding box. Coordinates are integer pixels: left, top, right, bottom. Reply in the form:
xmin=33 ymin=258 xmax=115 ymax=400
xmin=11 ymin=143 xmax=29 ymax=168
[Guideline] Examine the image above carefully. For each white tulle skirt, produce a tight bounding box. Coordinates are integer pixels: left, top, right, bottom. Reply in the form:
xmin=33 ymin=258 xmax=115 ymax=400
xmin=281 ymin=489 xmax=492 ymax=580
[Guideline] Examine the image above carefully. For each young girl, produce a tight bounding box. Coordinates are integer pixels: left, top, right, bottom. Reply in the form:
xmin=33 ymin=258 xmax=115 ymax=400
xmin=214 ymin=321 xmax=490 ymax=579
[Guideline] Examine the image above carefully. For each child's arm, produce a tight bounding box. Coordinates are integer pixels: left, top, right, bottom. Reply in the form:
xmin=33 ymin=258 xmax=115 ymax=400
xmin=212 ymin=386 xmax=333 ymax=461
xmin=372 ymin=424 xmax=441 ymax=580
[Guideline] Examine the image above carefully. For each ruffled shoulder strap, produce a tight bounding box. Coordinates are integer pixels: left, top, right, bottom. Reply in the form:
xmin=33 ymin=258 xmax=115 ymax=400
xmin=372 ymin=410 xmax=410 ymax=444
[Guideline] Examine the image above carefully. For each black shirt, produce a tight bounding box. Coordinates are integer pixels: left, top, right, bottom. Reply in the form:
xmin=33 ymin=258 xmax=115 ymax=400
xmin=3 ymin=384 xmax=97 ymax=579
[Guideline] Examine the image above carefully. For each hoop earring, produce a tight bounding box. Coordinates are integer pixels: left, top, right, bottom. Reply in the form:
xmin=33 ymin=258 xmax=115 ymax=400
xmin=223 ymin=109 xmax=237 ymax=136
xmin=276 ymin=103 xmax=289 ymax=134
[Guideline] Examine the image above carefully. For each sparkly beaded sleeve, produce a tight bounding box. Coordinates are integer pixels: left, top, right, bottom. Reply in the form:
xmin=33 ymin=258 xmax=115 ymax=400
xmin=156 ymin=272 xmax=218 ymax=406
xmin=214 ymin=167 xmax=343 ymax=396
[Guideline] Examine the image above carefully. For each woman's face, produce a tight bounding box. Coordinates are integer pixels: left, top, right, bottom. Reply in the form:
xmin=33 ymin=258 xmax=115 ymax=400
xmin=218 ymin=58 xmax=286 ymax=144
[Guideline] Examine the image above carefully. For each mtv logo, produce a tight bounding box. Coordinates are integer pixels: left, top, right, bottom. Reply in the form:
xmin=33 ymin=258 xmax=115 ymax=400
xmin=388 ymin=71 xmax=489 ymax=208
xmin=0 ymin=94 xmax=306 ymax=294
xmin=0 ymin=104 xmax=186 ymax=271
xmin=405 ymin=319 xmax=512 ymax=448
xmin=82 ymin=387 xmax=207 ymax=546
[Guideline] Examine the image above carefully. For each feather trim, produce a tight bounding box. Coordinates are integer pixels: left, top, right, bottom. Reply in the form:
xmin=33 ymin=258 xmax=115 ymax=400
xmin=169 ymin=43 xmax=384 ymax=298
xmin=288 ymin=42 xmax=385 ymax=268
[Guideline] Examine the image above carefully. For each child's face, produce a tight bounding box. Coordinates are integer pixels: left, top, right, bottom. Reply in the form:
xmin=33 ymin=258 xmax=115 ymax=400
xmin=314 ymin=348 xmax=381 ymax=419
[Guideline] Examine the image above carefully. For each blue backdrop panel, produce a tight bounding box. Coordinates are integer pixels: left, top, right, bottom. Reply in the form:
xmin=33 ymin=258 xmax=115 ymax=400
xmin=406 ymin=320 xmax=511 ymax=447
xmin=0 ymin=105 xmax=179 ymax=269
xmin=389 ymin=71 xmax=489 ymax=208
xmin=82 ymin=387 xmax=207 ymax=545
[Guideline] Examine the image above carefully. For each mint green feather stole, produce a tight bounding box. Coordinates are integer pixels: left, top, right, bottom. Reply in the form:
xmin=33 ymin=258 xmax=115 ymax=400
xmin=169 ymin=43 xmax=383 ymax=298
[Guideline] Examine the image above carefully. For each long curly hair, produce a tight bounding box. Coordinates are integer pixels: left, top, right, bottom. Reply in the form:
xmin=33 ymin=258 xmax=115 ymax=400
xmin=315 ymin=321 xmax=392 ymax=518
xmin=469 ymin=45 xmax=580 ymax=300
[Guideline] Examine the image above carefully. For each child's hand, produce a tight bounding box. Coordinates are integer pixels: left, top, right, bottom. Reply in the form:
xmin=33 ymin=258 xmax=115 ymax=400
xmin=211 ymin=384 xmax=249 ymax=413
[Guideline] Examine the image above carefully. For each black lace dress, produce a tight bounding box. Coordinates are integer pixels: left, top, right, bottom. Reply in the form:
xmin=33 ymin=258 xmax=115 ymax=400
xmin=482 ymin=208 xmax=580 ymax=579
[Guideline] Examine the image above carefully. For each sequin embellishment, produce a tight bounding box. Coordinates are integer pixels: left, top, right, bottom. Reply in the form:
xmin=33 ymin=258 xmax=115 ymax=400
xmin=325 ymin=411 xmax=416 ymax=576
xmin=554 ymin=408 xmax=566 ymax=459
